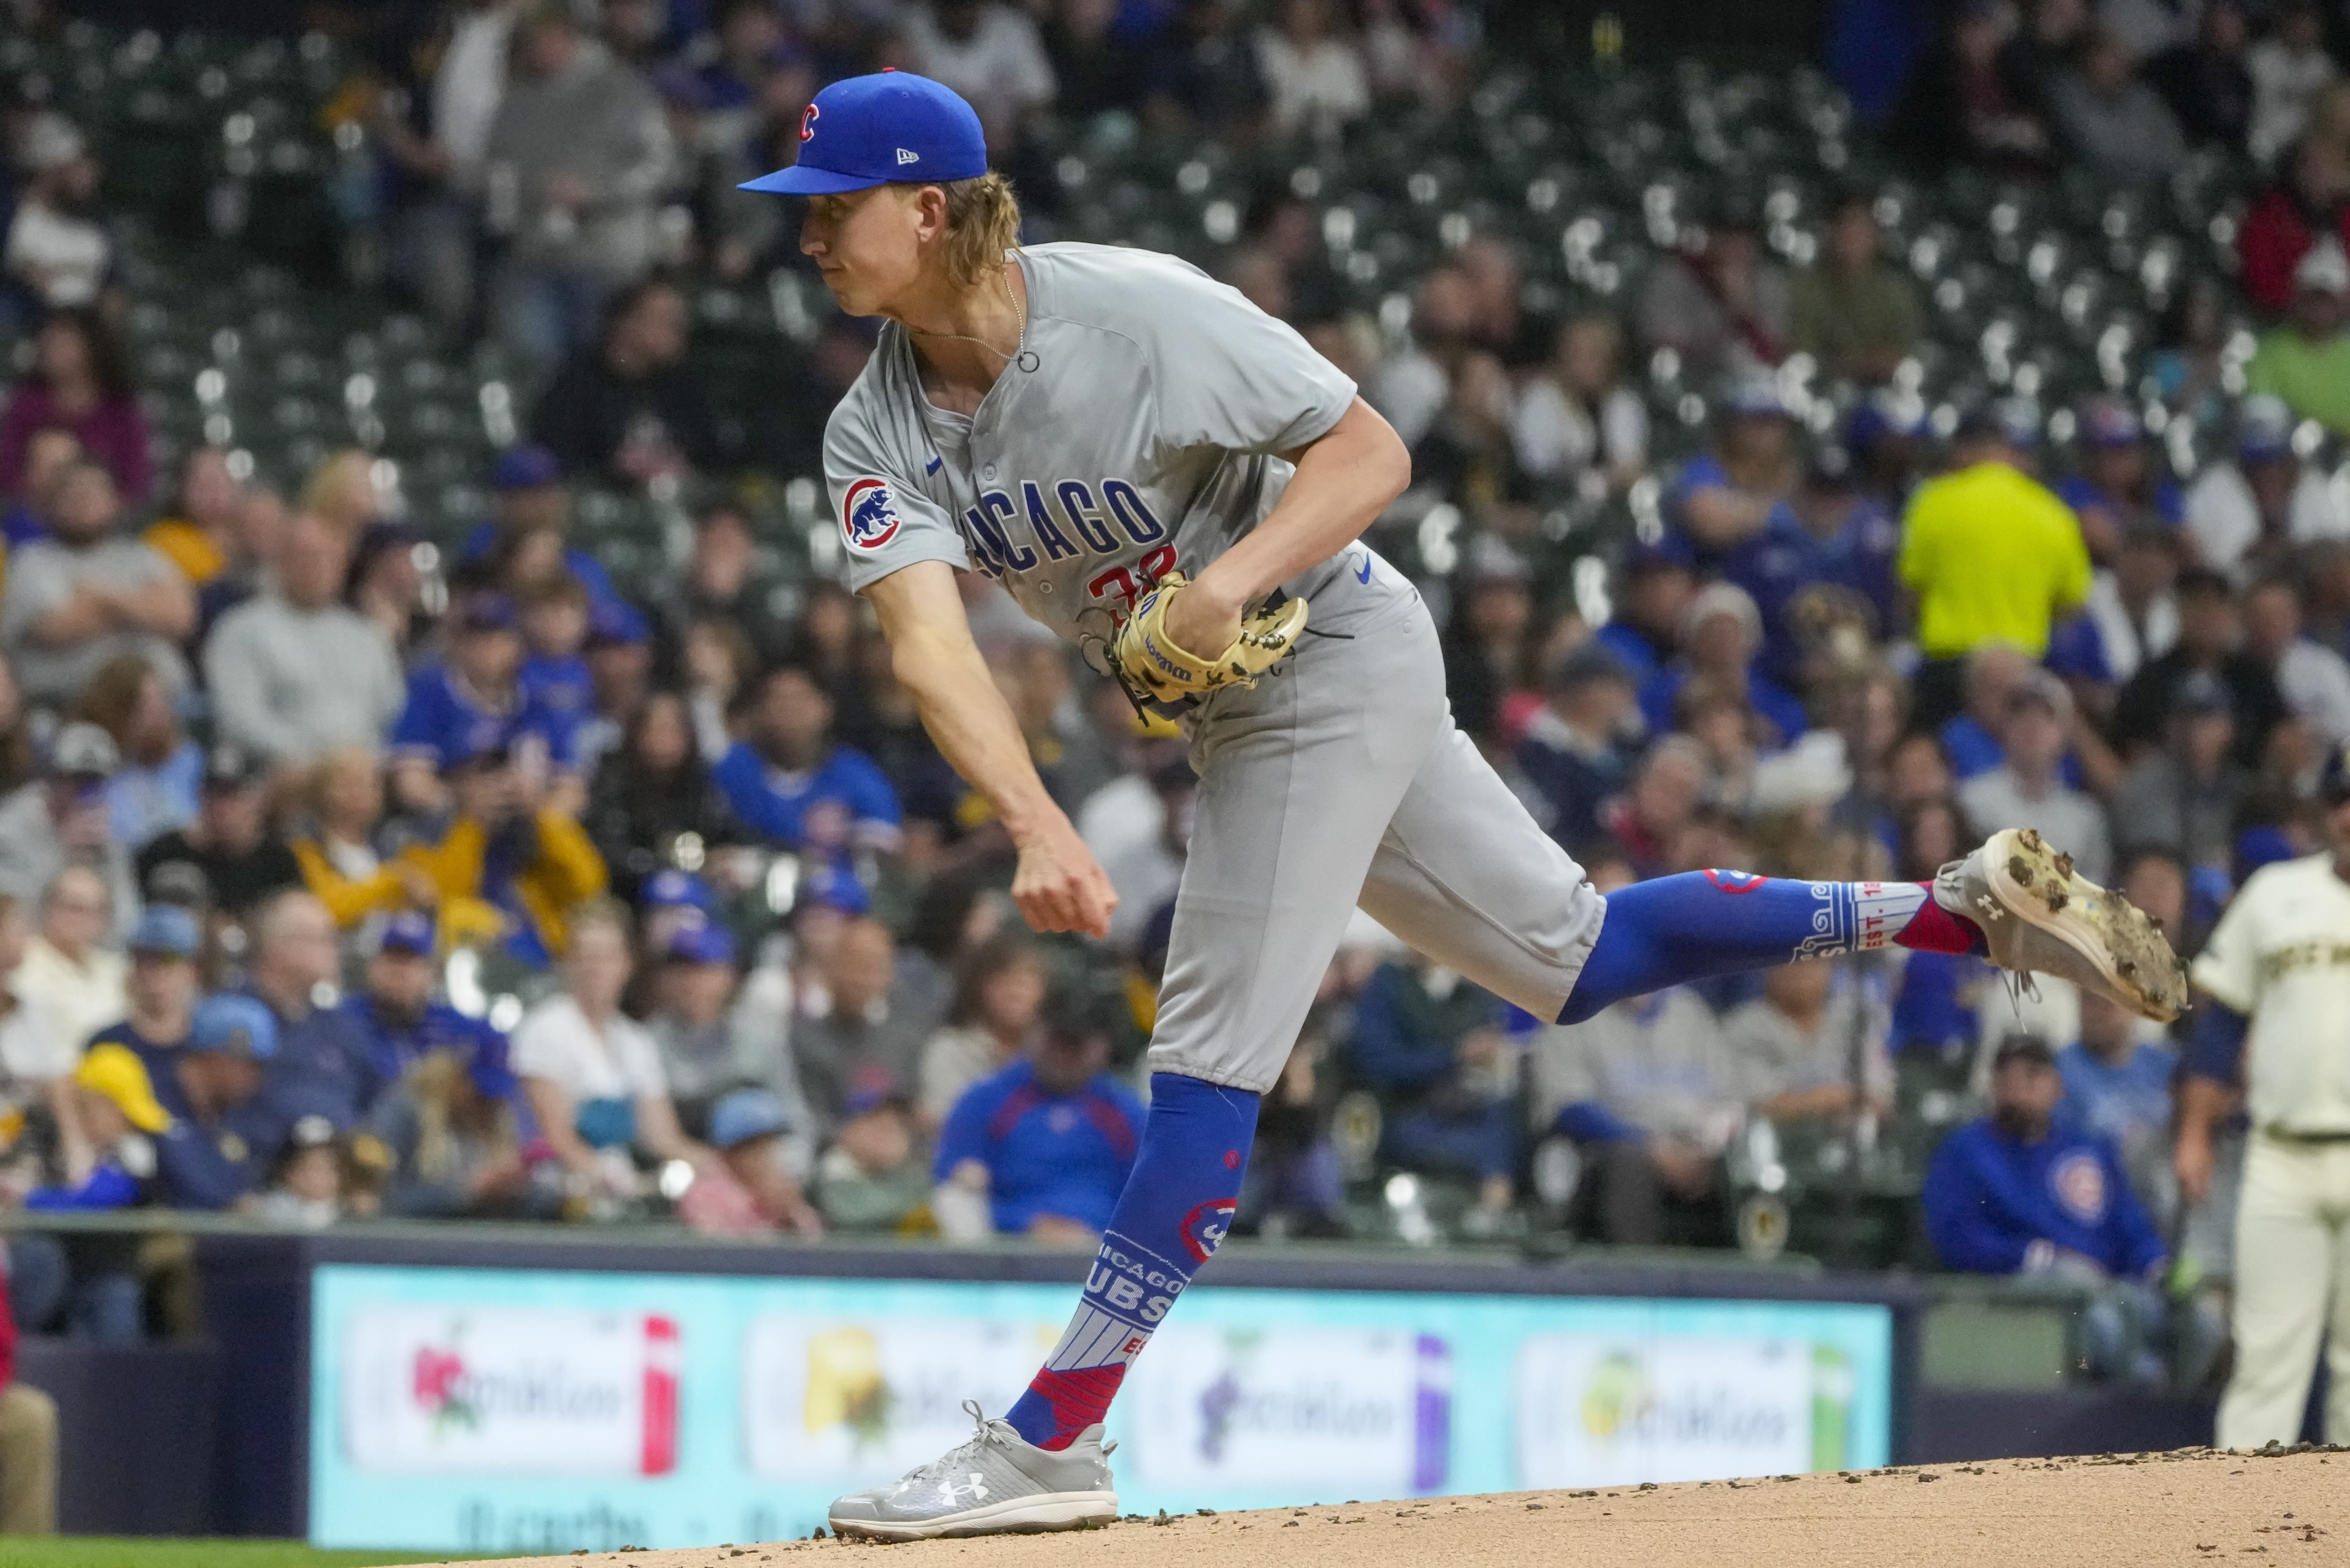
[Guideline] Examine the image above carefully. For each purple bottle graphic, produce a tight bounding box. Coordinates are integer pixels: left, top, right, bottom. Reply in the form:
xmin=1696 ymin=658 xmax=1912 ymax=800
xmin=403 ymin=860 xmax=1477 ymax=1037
xmin=1413 ymin=1334 xmax=1452 ymax=1492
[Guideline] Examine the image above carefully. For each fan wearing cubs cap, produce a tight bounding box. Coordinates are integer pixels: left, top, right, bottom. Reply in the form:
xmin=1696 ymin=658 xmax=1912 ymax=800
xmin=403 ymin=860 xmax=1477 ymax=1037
xmin=2178 ymin=740 xmax=2350 ymax=1450
xmin=741 ymin=70 xmax=2185 ymax=1540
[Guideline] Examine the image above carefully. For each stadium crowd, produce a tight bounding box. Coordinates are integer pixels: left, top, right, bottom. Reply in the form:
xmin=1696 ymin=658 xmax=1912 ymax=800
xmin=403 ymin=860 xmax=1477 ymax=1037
xmin=0 ymin=0 xmax=2336 ymax=1413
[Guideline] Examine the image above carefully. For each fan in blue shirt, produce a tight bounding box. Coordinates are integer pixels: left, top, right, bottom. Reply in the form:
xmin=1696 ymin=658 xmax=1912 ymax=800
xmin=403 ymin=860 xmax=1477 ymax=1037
xmin=2055 ymin=396 xmax=2184 ymax=561
xmin=456 ymin=445 xmax=625 ymax=616
xmin=711 ymin=664 xmax=900 ymax=861
xmin=342 ymin=912 xmax=515 ymax=1091
xmin=1923 ymin=1035 xmax=2166 ymax=1281
xmin=391 ymin=593 xmax=579 ymax=800
xmin=935 ymin=1005 xmax=1144 ymax=1238
xmin=2056 ymin=990 xmax=2179 ymax=1214
xmin=519 ymin=573 xmax=597 ymax=728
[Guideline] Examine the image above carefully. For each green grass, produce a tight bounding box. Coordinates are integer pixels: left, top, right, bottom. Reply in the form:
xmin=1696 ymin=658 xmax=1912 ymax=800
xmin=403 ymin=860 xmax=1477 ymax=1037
xmin=0 ymin=1540 xmax=486 ymax=1568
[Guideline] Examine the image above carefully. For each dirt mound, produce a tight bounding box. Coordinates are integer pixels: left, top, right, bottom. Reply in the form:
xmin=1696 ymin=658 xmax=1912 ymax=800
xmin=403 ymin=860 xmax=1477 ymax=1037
xmin=423 ymin=1448 xmax=2344 ymax=1568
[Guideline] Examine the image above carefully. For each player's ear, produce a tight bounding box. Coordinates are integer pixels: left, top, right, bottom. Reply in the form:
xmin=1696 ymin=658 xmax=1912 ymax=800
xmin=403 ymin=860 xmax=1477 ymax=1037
xmin=907 ymin=182 xmax=951 ymax=248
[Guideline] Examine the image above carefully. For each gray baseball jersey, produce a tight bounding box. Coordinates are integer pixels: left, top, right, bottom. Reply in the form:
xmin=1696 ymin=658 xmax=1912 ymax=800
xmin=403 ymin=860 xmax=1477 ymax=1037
xmin=826 ymin=242 xmax=1603 ymax=1090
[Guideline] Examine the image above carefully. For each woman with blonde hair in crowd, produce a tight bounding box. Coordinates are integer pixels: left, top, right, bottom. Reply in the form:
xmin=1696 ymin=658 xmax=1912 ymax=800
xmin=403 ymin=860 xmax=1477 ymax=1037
xmin=368 ymin=1042 xmax=539 ymax=1218
xmin=298 ymin=449 xmax=385 ymax=539
xmin=288 ymin=747 xmax=440 ymax=931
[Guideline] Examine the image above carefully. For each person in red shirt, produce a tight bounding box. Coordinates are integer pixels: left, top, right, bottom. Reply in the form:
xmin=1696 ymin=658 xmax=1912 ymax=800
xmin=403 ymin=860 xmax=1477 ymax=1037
xmin=2237 ymin=135 xmax=2350 ymax=317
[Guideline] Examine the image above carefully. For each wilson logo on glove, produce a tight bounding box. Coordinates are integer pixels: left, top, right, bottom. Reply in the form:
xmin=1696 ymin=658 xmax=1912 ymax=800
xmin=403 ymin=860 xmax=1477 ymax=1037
xmin=1108 ymin=571 xmax=1307 ymax=710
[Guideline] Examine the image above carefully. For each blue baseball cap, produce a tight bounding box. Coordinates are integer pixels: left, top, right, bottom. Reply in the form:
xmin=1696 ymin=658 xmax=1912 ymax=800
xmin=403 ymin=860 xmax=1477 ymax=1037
xmin=378 ymin=911 xmax=436 ymax=958
xmin=641 ymin=868 xmax=717 ymax=914
xmin=191 ymin=994 xmax=279 ymax=1061
xmin=491 ymin=444 xmax=564 ymax=492
xmin=739 ymin=71 xmax=987 ymax=197
xmin=128 ymin=904 xmax=200 ymax=960
xmin=666 ymin=922 xmax=737 ymax=966
xmin=794 ymin=861 xmax=870 ymax=917
xmin=708 ymin=1087 xmax=793 ymax=1150
xmin=587 ymin=598 xmax=650 ymax=649
xmin=2078 ymin=395 xmax=2143 ymax=448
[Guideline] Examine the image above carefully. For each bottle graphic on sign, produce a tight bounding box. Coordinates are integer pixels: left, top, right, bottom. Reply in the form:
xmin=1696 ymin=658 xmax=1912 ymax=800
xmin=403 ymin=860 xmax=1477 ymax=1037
xmin=643 ymin=1315 xmax=681 ymax=1475
xmin=1413 ymin=1334 xmax=1452 ymax=1492
xmin=1810 ymin=1343 xmax=1852 ymax=1472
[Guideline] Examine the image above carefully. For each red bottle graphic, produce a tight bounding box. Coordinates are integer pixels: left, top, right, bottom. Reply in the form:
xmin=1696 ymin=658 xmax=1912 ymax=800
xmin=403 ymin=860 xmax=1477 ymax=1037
xmin=642 ymin=1315 xmax=681 ymax=1475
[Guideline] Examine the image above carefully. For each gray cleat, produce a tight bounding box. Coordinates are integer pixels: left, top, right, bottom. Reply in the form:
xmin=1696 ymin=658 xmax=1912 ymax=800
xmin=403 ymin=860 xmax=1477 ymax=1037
xmin=826 ymin=1401 xmax=1118 ymax=1541
xmin=1935 ymin=827 xmax=2190 ymax=1023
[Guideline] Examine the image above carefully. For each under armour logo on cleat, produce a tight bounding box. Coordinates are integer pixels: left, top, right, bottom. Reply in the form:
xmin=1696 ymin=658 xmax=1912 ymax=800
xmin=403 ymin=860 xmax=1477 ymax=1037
xmin=1975 ymin=895 xmax=2004 ymax=921
xmin=897 ymin=148 xmax=920 ymax=164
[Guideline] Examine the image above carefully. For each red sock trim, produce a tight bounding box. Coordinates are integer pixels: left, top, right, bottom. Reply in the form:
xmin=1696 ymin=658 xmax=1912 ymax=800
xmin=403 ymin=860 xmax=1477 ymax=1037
xmin=1020 ymin=1364 xmax=1129 ymax=1451
xmin=1893 ymin=881 xmax=1986 ymax=955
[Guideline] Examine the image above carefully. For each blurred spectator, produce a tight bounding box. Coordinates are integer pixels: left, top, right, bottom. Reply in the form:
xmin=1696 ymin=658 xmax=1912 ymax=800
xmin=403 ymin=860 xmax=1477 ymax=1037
xmin=299 ymin=450 xmax=386 ymax=543
xmin=0 ymin=425 xmax=77 ymax=548
xmin=251 ymin=1114 xmax=346 ymax=1227
xmin=1253 ymin=0 xmax=1368 ymax=140
xmin=195 ymin=483 xmax=290 ymax=641
xmin=244 ymin=892 xmax=381 ymax=1135
xmin=1957 ymin=669 xmax=2113 ymax=882
xmin=0 ymin=459 xmax=190 ymax=705
xmin=408 ymin=735 xmax=608 ymax=966
xmin=1636 ymin=213 xmax=1790 ymax=381
xmin=26 ymin=1041 xmax=170 ymax=1256
xmin=2058 ymin=397 xmax=2183 ymax=563
xmin=645 ymin=922 xmax=806 ymax=1136
xmin=2110 ymin=671 xmax=2250 ymax=869
xmin=148 ymin=993 xmax=280 ymax=1209
xmin=1044 ymin=0 xmax=1144 ymax=120
xmin=1667 ymin=377 xmax=1800 ymax=559
xmin=461 ymin=446 xmax=623 ymax=613
xmin=713 ymin=664 xmax=901 ymax=862
xmin=1787 ymin=191 xmax=1921 ymax=385
xmin=87 ymin=904 xmax=198 ymax=1071
xmin=205 ymin=512 xmax=405 ymax=767
xmin=1529 ymin=976 xmax=1741 ymax=1246
xmin=1347 ymin=956 xmax=1519 ymax=1230
xmin=814 ymin=1082 xmax=933 ymax=1232
xmin=1596 ymin=536 xmax=1695 ymax=688
xmin=2111 ymin=568 xmax=2287 ymax=764
xmin=1888 ymin=0 xmax=2056 ymax=175
xmin=792 ymin=916 xmax=940 ymax=1132
xmin=2143 ymin=0 xmax=2253 ymax=150
xmin=675 ymin=1086 xmax=823 ymax=1237
xmin=341 ymin=913 xmax=501 ymax=1090
xmin=917 ymin=932 xmax=1047 ymax=1131
xmin=291 ymin=749 xmax=434 ymax=931
xmin=390 ymin=592 xmax=576 ymax=812
xmin=904 ymin=0 xmax=1059 ymax=151
xmin=346 ymin=519 xmax=429 ymax=658
xmin=1145 ymin=0 xmax=1268 ymax=135
xmin=932 ymin=985 xmax=1141 ymax=1242
xmin=2000 ymin=0 xmax=2091 ymax=113
xmin=1922 ymin=1034 xmax=2185 ymax=1383
xmin=1723 ymin=961 xmax=1892 ymax=1126
xmin=371 ymin=0 xmax=518 ymax=336
xmin=1600 ymin=735 xmax=1710 ymax=880
xmin=1640 ymin=582 xmax=1808 ymax=750
xmin=482 ymin=1 xmax=675 ymax=374
xmin=1517 ymin=641 xmax=1637 ymax=850
xmin=575 ymin=599 xmax=654 ymax=776
xmin=518 ymin=575 xmax=594 ymax=734
xmin=512 ymin=900 xmax=713 ymax=1200
xmin=531 ymin=277 xmax=720 ymax=486
xmin=141 ymin=448 xmax=244 ymax=590
xmin=73 ymin=654 xmax=198 ymax=851
xmin=1366 ymin=264 xmax=1476 ymax=450
xmin=655 ymin=500 xmax=790 ymax=680
xmin=0 ymin=313 xmax=146 ymax=506
xmin=2246 ymin=0 xmax=2337 ymax=166
xmin=2045 ymin=27 xmax=2187 ymax=186
xmin=2186 ymin=394 xmax=2347 ymax=582
xmin=135 ymin=747 xmax=304 ymax=921
xmin=2238 ymin=135 xmax=2350 ymax=317
xmin=1899 ymin=409 xmax=2090 ymax=725
xmin=1936 ymin=642 xmax=2028 ymax=785
xmin=2246 ymin=239 xmax=2350 ymax=437
xmin=0 ymin=724 xmax=133 ymax=922
xmin=1509 ymin=312 xmax=1648 ymax=492
xmin=0 ymin=1242 xmax=54 ymax=1531
xmin=2149 ymin=277 xmax=2234 ymax=425
xmin=2 ymin=113 xmax=106 ymax=316
xmin=2242 ymin=574 xmax=2350 ymax=749
xmin=584 ymin=691 xmax=743 ymax=901
xmin=368 ymin=1038 xmax=536 ymax=1220
xmin=2058 ymin=986 xmax=2178 ymax=1221
xmin=1439 ymin=538 xmax=1538 ymax=748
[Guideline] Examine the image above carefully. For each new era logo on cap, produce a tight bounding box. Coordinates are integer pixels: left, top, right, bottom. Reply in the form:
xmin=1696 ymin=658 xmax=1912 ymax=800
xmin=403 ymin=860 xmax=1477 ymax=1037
xmin=738 ymin=73 xmax=986 ymax=196
xmin=897 ymin=148 xmax=919 ymax=164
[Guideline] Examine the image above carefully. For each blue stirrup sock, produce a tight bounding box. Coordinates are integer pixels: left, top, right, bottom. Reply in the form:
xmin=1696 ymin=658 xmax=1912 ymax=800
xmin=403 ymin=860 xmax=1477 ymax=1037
xmin=1004 ymin=1072 xmax=1259 ymax=1450
xmin=1558 ymin=871 xmax=1986 ymax=1024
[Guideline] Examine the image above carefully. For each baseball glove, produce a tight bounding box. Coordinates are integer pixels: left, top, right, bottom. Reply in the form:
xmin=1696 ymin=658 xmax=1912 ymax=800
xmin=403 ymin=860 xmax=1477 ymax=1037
xmin=1110 ymin=571 xmax=1309 ymax=707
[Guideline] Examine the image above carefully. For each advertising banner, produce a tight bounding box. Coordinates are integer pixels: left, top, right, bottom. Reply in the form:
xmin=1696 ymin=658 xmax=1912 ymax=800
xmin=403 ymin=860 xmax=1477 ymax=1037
xmin=310 ymin=1267 xmax=1894 ymax=1554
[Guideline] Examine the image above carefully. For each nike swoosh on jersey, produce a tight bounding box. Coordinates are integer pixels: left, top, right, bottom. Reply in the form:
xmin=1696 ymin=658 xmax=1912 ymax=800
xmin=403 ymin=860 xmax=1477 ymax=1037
xmin=1355 ymin=554 xmax=1373 ymax=584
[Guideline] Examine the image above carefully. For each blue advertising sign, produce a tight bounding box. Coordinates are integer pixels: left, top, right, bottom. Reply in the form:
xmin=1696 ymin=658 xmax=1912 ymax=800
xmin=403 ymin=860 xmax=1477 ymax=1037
xmin=309 ymin=1265 xmax=1893 ymax=1553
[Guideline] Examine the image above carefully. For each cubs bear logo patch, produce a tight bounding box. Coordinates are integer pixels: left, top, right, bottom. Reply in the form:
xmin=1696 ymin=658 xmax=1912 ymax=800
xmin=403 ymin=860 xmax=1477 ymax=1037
xmin=842 ymin=477 xmax=902 ymax=553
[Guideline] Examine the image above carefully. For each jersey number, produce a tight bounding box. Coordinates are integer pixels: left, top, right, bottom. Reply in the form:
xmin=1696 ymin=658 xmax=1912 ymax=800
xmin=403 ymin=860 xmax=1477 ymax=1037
xmin=1086 ymin=546 xmax=1178 ymax=617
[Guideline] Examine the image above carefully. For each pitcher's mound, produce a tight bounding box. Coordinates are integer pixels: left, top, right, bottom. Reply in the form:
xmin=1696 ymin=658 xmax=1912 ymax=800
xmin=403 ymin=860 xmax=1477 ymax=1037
xmin=424 ymin=1448 xmax=2343 ymax=1568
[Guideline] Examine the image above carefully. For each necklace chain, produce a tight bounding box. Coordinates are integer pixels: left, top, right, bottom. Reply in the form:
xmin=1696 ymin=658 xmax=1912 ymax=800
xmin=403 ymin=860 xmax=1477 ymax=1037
xmin=907 ymin=261 xmax=1023 ymax=363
